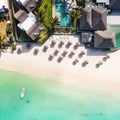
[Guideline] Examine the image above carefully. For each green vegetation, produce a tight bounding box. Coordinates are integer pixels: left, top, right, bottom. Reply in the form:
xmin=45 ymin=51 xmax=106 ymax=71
xmin=34 ymin=0 xmax=52 ymax=43
xmin=76 ymin=0 xmax=85 ymax=6
xmin=11 ymin=43 xmax=16 ymax=51
xmin=51 ymin=16 xmax=60 ymax=30
xmin=37 ymin=30 xmax=49 ymax=44
xmin=55 ymin=28 xmax=70 ymax=33
xmin=35 ymin=0 xmax=52 ymax=28
xmin=0 ymin=32 xmax=7 ymax=49
xmin=71 ymin=8 xmax=81 ymax=33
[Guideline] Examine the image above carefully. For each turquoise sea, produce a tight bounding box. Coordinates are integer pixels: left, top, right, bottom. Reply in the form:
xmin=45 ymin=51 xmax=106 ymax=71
xmin=0 ymin=70 xmax=120 ymax=120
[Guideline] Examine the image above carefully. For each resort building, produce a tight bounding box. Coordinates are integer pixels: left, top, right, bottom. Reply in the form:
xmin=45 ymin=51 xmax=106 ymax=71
xmin=96 ymin=0 xmax=120 ymax=10
xmin=78 ymin=2 xmax=120 ymax=50
xmin=94 ymin=30 xmax=116 ymax=49
xmin=15 ymin=0 xmax=42 ymax=12
xmin=14 ymin=0 xmax=44 ymax=40
xmin=109 ymin=0 xmax=120 ymax=10
xmin=78 ymin=7 xmax=107 ymax=31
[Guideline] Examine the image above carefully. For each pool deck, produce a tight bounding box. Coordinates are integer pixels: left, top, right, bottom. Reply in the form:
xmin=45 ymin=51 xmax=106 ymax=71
xmin=107 ymin=12 xmax=120 ymax=25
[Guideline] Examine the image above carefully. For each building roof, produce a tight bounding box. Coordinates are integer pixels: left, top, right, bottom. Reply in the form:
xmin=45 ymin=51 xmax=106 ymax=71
xmin=96 ymin=0 xmax=109 ymax=5
xmin=94 ymin=30 xmax=116 ymax=48
xmin=92 ymin=7 xmax=107 ymax=30
xmin=20 ymin=0 xmax=42 ymax=12
xmin=26 ymin=22 xmax=45 ymax=40
xmin=109 ymin=0 xmax=120 ymax=10
xmin=79 ymin=7 xmax=107 ymax=31
xmin=79 ymin=8 xmax=92 ymax=30
xmin=18 ymin=12 xmax=36 ymax=31
xmin=14 ymin=10 xmax=28 ymax=23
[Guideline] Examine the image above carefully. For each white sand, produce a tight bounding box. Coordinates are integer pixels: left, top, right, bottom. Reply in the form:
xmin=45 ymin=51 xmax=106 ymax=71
xmin=0 ymin=35 xmax=120 ymax=93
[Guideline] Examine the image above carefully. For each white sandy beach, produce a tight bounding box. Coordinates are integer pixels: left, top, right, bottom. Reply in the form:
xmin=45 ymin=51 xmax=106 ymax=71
xmin=0 ymin=35 xmax=120 ymax=94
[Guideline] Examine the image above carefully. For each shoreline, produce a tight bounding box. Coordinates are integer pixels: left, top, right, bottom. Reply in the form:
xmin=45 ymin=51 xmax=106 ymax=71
xmin=0 ymin=36 xmax=120 ymax=93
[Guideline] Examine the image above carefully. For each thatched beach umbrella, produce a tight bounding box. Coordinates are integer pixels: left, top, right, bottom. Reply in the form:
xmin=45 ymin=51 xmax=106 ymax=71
xmin=66 ymin=41 xmax=72 ymax=49
xmin=72 ymin=59 xmax=79 ymax=65
xmin=68 ymin=51 xmax=75 ymax=58
xmin=81 ymin=50 xmax=85 ymax=55
xmin=50 ymin=41 xmax=56 ymax=48
xmin=62 ymin=51 xmax=68 ymax=57
xmin=57 ymin=56 xmax=63 ymax=63
xmin=54 ymin=49 xmax=59 ymax=56
xmin=48 ymin=55 xmax=54 ymax=61
xmin=58 ymin=41 xmax=64 ymax=48
xmin=103 ymin=56 xmax=107 ymax=61
xmin=34 ymin=48 xmax=39 ymax=55
xmin=82 ymin=60 xmax=88 ymax=67
xmin=98 ymin=61 xmax=103 ymax=65
xmin=73 ymin=42 xmax=80 ymax=50
xmin=84 ymin=60 xmax=89 ymax=64
xmin=78 ymin=50 xmax=85 ymax=58
xmin=96 ymin=61 xmax=103 ymax=68
xmin=42 ymin=45 xmax=48 ymax=52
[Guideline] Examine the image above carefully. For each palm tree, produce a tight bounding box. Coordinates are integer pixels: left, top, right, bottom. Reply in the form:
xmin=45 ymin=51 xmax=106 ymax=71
xmin=34 ymin=9 xmax=46 ymax=22
xmin=0 ymin=33 xmax=7 ymax=50
xmin=71 ymin=9 xmax=81 ymax=22
xmin=51 ymin=16 xmax=60 ymax=29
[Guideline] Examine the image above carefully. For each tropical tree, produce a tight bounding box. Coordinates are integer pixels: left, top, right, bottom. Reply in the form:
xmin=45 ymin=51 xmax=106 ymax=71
xmin=34 ymin=9 xmax=46 ymax=22
xmin=76 ymin=0 xmax=85 ymax=6
xmin=0 ymin=32 xmax=7 ymax=49
xmin=71 ymin=8 xmax=81 ymax=22
xmin=50 ymin=16 xmax=60 ymax=30
xmin=71 ymin=9 xmax=81 ymax=32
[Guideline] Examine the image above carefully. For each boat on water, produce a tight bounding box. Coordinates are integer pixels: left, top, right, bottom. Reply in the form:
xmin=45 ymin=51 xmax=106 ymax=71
xmin=21 ymin=88 xmax=25 ymax=99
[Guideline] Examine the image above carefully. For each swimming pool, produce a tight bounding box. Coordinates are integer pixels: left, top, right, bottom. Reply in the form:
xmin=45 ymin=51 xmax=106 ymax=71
xmin=110 ymin=25 xmax=120 ymax=48
xmin=55 ymin=2 xmax=71 ymax=27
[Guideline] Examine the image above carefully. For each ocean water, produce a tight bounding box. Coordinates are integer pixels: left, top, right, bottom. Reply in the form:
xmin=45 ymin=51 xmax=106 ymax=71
xmin=0 ymin=70 xmax=120 ymax=120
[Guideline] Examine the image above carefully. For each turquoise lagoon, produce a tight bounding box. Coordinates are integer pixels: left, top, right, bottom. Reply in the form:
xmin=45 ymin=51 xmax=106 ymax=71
xmin=0 ymin=70 xmax=120 ymax=120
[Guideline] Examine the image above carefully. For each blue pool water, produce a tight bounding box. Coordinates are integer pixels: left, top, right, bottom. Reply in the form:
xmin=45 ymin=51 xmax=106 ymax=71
xmin=110 ymin=25 xmax=120 ymax=48
xmin=55 ymin=3 xmax=70 ymax=27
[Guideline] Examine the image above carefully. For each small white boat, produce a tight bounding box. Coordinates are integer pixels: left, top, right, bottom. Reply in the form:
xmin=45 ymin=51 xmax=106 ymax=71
xmin=21 ymin=88 xmax=25 ymax=99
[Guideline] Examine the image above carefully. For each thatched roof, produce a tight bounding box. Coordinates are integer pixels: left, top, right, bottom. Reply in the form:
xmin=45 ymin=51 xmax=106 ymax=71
xmin=14 ymin=10 xmax=28 ymax=22
xmin=109 ymin=0 xmax=120 ymax=10
xmin=94 ymin=30 xmax=116 ymax=48
xmin=79 ymin=8 xmax=92 ymax=30
xmin=92 ymin=7 xmax=107 ymax=30
xmin=79 ymin=7 xmax=107 ymax=31
xmin=26 ymin=22 xmax=45 ymax=40
xmin=22 ymin=0 xmax=42 ymax=12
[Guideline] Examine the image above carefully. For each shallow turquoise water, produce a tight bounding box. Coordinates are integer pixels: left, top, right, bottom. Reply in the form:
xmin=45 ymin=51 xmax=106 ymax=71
xmin=0 ymin=70 xmax=120 ymax=120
